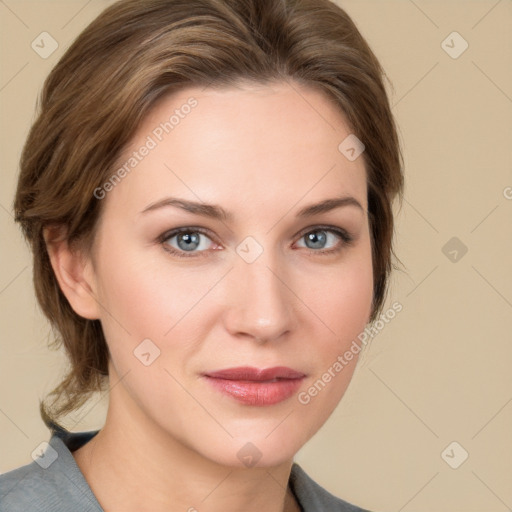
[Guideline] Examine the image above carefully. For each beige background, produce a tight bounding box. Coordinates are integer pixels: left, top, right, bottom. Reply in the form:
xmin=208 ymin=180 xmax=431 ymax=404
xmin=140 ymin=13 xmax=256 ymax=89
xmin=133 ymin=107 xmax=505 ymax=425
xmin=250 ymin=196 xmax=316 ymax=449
xmin=1 ymin=1 xmax=511 ymax=511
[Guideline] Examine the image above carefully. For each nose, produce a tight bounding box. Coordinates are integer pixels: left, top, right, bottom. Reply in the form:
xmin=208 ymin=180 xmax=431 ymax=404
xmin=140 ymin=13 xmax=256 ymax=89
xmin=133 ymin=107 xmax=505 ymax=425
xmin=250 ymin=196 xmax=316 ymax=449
xmin=222 ymin=250 xmax=294 ymax=344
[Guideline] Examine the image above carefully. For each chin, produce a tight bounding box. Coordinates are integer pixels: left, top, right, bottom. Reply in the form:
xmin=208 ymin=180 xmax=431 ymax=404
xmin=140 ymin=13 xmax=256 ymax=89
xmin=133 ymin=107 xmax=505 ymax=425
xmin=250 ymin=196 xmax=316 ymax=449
xmin=212 ymin=427 xmax=308 ymax=469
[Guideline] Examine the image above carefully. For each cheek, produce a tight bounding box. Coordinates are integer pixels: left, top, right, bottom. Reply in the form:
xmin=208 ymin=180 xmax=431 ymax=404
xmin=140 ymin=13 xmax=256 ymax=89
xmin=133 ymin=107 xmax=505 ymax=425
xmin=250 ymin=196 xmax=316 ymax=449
xmin=295 ymin=243 xmax=373 ymax=402
xmin=93 ymin=252 xmax=205 ymax=409
xmin=301 ymin=246 xmax=374 ymax=342
xmin=98 ymin=267 xmax=172 ymax=339
xmin=92 ymin=242 xmax=228 ymax=378
xmin=94 ymin=226 xmax=373 ymax=353
xmin=94 ymin=234 xmax=198 ymax=332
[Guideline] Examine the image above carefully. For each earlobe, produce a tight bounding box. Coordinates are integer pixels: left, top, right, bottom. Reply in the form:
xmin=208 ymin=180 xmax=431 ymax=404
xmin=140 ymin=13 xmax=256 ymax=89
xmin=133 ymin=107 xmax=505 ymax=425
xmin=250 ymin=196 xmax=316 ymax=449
xmin=44 ymin=226 xmax=101 ymax=320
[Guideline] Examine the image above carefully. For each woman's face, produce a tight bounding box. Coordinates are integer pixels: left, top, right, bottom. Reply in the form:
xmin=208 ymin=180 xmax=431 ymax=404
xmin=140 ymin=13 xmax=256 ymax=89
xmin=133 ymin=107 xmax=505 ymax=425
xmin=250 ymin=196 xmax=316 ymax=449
xmin=86 ymin=80 xmax=373 ymax=467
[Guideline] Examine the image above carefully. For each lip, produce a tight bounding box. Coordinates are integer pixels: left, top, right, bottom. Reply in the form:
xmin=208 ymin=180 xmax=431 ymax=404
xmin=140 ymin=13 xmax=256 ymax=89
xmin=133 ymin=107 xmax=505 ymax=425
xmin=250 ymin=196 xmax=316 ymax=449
xmin=204 ymin=366 xmax=305 ymax=381
xmin=203 ymin=366 xmax=306 ymax=406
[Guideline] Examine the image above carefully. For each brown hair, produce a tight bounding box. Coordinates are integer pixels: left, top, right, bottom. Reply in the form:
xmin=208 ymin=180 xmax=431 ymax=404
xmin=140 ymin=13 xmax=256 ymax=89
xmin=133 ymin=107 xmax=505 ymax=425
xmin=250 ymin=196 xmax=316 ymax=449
xmin=13 ymin=0 xmax=404 ymax=431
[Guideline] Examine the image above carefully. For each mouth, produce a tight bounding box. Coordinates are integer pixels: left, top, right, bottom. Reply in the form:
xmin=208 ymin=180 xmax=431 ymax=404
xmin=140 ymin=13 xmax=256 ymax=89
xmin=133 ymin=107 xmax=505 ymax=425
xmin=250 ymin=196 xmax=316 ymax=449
xmin=202 ymin=366 xmax=306 ymax=406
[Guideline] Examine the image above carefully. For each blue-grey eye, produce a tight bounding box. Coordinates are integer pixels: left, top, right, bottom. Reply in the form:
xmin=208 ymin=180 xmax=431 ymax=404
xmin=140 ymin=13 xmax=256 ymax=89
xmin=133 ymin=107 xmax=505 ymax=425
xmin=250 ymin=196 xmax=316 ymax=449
xmin=298 ymin=230 xmax=339 ymax=250
xmin=165 ymin=230 xmax=214 ymax=253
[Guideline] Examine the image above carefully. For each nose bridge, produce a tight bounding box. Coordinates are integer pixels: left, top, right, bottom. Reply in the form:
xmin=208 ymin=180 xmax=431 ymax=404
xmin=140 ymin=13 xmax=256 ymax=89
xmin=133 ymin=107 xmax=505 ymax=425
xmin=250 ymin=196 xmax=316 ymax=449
xmin=224 ymin=244 xmax=293 ymax=342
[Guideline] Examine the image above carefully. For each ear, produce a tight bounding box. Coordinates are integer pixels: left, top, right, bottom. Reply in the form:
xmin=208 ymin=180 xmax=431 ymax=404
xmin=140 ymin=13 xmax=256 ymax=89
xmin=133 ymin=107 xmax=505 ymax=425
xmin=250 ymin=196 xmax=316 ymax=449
xmin=44 ymin=226 xmax=101 ymax=320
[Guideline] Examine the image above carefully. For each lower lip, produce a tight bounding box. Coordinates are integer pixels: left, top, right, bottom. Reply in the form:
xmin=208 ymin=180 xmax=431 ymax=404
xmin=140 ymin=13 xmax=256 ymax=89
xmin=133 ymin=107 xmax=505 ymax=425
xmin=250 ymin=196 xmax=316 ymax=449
xmin=203 ymin=376 xmax=305 ymax=406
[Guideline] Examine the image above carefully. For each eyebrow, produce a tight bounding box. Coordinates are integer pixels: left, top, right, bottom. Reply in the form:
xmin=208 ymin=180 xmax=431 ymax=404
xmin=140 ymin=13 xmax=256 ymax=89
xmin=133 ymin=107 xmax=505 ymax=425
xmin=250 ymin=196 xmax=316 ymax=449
xmin=139 ymin=195 xmax=364 ymax=221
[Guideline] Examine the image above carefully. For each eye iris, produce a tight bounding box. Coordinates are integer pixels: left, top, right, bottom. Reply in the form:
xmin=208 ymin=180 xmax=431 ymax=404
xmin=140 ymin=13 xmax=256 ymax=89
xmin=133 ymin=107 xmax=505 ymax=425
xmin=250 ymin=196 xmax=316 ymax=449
xmin=177 ymin=232 xmax=200 ymax=251
xmin=305 ymin=231 xmax=327 ymax=249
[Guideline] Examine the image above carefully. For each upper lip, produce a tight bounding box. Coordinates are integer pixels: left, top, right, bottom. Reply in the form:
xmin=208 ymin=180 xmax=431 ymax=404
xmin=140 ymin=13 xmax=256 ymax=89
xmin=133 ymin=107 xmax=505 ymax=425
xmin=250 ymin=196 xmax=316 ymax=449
xmin=203 ymin=366 xmax=306 ymax=381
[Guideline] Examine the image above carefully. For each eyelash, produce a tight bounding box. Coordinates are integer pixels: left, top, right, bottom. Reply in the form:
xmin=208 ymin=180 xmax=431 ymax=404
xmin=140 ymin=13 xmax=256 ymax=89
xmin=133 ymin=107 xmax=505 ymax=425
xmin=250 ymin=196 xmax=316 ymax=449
xmin=157 ymin=225 xmax=355 ymax=259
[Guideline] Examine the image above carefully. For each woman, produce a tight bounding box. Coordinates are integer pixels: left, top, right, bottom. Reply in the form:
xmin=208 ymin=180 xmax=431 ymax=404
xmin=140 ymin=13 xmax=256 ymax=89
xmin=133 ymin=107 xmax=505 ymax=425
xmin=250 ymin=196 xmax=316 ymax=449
xmin=0 ymin=0 xmax=403 ymax=510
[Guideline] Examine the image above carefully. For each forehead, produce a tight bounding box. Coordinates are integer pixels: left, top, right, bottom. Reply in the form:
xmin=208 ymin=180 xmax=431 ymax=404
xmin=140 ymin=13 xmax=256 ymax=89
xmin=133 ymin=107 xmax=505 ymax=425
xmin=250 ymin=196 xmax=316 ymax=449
xmin=103 ymin=80 xmax=367 ymax=219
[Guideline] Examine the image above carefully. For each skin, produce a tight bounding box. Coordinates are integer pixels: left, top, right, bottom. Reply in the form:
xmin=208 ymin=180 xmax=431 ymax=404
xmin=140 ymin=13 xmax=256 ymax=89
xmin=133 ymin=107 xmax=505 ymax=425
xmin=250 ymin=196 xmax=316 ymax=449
xmin=46 ymin=80 xmax=373 ymax=512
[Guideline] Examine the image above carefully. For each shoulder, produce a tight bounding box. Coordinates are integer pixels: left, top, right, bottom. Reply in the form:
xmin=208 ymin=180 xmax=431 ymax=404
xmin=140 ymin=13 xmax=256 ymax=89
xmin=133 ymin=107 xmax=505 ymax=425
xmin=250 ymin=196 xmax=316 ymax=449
xmin=0 ymin=459 xmax=61 ymax=512
xmin=290 ymin=462 xmax=373 ymax=512
xmin=0 ymin=430 xmax=102 ymax=512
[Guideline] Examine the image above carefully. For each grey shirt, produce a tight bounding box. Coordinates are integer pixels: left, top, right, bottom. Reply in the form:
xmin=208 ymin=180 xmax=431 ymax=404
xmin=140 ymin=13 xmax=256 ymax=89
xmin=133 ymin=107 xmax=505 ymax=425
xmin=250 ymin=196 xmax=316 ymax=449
xmin=0 ymin=428 xmax=370 ymax=511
